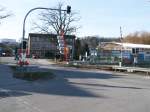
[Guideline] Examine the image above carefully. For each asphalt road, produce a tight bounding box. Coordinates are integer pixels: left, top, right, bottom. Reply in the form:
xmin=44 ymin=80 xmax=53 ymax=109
xmin=0 ymin=57 xmax=150 ymax=112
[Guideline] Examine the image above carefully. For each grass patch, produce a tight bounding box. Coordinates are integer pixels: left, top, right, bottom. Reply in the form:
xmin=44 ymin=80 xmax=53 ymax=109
xmin=13 ymin=72 xmax=54 ymax=81
xmin=10 ymin=65 xmax=18 ymax=71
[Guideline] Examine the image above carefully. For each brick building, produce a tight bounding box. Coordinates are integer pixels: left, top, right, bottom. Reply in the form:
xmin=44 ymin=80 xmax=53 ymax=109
xmin=28 ymin=33 xmax=75 ymax=59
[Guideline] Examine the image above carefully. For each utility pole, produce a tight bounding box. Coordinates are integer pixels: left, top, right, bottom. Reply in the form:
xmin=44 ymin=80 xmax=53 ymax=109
xmin=120 ymin=26 xmax=123 ymax=67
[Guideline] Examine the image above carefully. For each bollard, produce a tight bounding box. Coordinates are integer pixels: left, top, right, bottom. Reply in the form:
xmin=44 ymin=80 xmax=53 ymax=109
xmin=119 ymin=62 xmax=122 ymax=67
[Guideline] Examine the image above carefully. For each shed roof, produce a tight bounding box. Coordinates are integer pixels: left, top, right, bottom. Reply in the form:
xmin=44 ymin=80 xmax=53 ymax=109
xmin=115 ymin=43 xmax=150 ymax=49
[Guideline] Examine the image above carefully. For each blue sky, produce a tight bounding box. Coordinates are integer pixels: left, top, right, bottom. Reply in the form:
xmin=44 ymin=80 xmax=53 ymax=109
xmin=0 ymin=0 xmax=150 ymax=40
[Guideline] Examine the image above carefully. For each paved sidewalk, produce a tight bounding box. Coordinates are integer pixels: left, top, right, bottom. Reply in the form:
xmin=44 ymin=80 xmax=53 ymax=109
xmin=0 ymin=64 xmax=39 ymax=112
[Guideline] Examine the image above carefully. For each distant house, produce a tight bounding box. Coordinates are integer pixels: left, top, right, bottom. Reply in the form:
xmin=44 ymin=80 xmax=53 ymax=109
xmin=98 ymin=42 xmax=150 ymax=62
xmin=0 ymin=39 xmax=17 ymax=45
xmin=28 ymin=33 xmax=76 ymax=59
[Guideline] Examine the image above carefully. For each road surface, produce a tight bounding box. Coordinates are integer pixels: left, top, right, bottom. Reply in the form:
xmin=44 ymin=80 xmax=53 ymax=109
xmin=0 ymin=57 xmax=150 ymax=112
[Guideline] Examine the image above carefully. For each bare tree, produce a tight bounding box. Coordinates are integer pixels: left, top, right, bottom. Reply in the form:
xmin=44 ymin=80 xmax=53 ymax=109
xmin=33 ymin=3 xmax=80 ymax=35
xmin=0 ymin=6 xmax=12 ymax=24
xmin=124 ymin=31 xmax=150 ymax=44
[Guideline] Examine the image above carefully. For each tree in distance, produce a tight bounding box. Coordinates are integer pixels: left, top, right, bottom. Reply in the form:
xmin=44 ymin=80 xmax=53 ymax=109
xmin=124 ymin=31 xmax=150 ymax=44
xmin=33 ymin=3 xmax=80 ymax=35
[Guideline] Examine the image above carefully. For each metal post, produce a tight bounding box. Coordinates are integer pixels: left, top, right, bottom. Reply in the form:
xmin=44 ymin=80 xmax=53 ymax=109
xmin=120 ymin=26 xmax=123 ymax=67
xmin=72 ymin=38 xmax=75 ymax=60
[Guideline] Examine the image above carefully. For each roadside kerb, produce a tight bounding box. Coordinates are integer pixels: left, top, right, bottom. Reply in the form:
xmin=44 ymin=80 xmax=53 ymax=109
xmin=112 ymin=66 xmax=150 ymax=75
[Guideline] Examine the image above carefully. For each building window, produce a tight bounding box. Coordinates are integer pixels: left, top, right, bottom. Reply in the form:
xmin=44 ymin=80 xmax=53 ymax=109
xmin=146 ymin=52 xmax=150 ymax=54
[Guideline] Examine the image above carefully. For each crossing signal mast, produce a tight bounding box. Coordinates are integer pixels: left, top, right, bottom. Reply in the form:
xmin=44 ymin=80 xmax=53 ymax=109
xmin=67 ymin=6 xmax=71 ymax=14
xmin=20 ymin=5 xmax=71 ymax=65
xmin=22 ymin=41 xmax=27 ymax=49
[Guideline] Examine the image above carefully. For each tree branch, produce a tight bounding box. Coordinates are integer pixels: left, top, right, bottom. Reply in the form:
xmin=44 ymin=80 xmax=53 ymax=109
xmin=32 ymin=2 xmax=80 ymax=35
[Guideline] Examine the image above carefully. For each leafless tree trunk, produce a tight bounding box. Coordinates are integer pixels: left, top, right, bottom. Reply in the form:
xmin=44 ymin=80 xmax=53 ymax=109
xmin=33 ymin=3 xmax=80 ymax=35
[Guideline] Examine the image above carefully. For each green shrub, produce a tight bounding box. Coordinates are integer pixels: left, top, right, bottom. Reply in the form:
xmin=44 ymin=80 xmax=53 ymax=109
xmin=10 ymin=65 xmax=54 ymax=81
xmin=13 ymin=72 xmax=54 ymax=81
